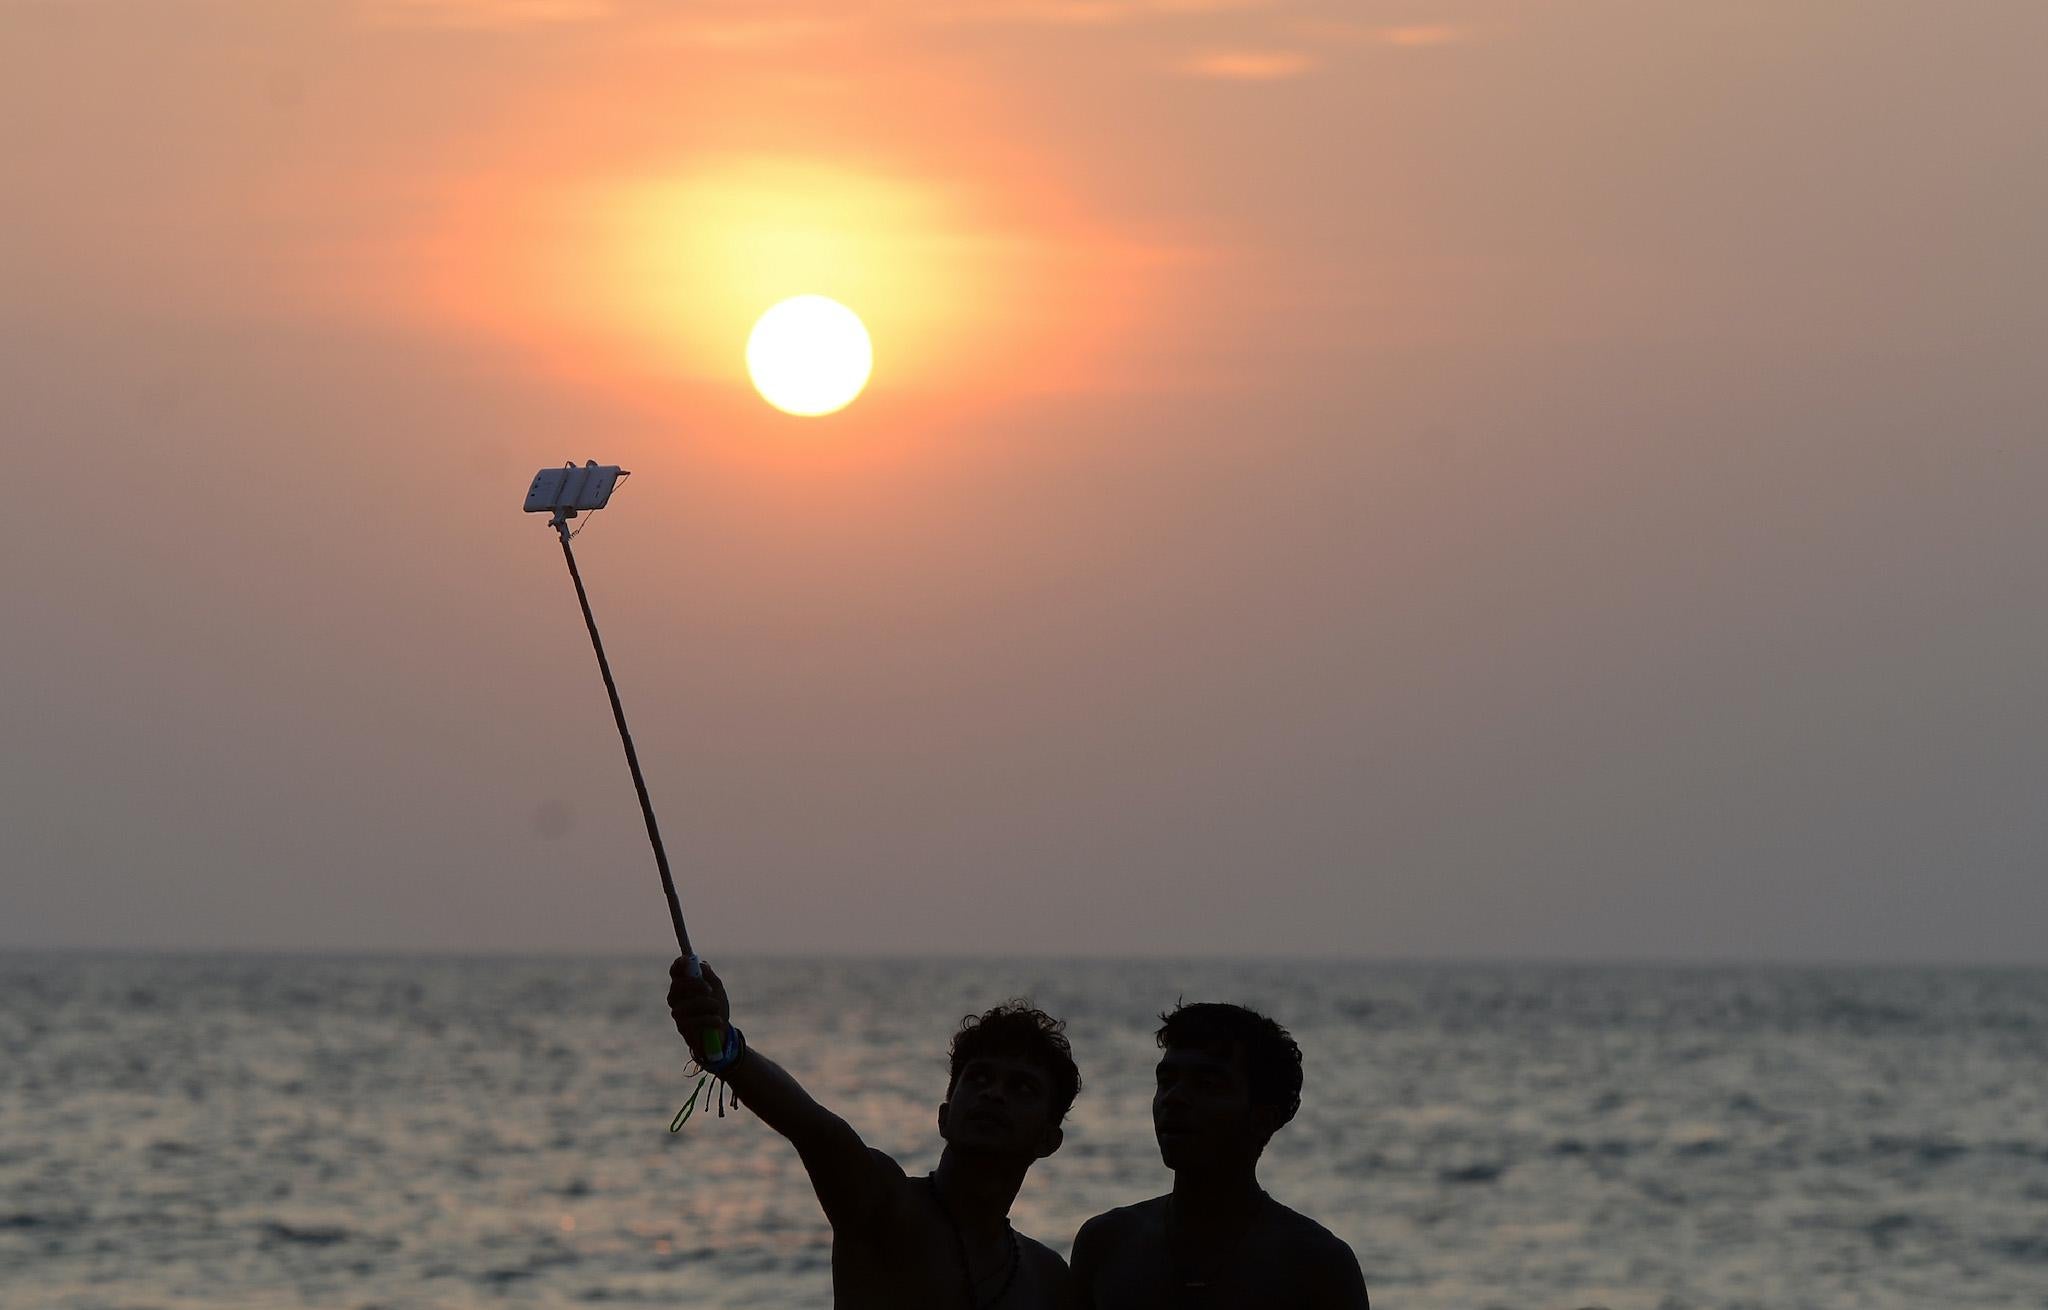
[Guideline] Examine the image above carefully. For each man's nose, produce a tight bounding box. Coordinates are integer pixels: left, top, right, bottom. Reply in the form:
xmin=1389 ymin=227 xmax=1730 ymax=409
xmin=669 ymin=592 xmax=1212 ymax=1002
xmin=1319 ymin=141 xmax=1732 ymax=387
xmin=1156 ymin=1081 xmax=1188 ymax=1109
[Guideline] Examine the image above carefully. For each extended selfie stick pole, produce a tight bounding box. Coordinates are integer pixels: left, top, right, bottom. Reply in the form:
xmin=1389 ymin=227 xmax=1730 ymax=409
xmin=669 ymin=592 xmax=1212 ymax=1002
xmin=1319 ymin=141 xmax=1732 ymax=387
xmin=549 ymin=511 xmax=695 ymax=961
xmin=525 ymin=463 xmax=723 ymax=1072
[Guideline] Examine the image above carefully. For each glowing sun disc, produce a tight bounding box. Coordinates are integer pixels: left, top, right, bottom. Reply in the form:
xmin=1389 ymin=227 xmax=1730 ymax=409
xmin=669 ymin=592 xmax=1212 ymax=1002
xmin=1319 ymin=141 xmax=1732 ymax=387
xmin=746 ymin=295 xmax=873 ymax=416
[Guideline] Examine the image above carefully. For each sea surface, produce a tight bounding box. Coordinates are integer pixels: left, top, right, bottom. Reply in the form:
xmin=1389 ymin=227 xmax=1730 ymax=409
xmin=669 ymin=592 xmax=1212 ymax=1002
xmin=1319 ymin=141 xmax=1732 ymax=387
xmin=2 ymin=955 xmax=2045 ymax=1309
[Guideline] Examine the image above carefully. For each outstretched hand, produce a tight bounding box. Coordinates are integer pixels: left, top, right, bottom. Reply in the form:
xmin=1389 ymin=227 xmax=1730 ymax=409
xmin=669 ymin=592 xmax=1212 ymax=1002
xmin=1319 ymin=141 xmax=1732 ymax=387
xmin=667 ymin=956 xmax=732 ymax=1066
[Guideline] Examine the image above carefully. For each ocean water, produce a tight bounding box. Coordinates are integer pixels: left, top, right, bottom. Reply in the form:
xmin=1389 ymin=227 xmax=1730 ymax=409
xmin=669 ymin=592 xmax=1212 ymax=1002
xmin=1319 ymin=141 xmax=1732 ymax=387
xmin=2 ymin=955 xmax=2045 ymax=1309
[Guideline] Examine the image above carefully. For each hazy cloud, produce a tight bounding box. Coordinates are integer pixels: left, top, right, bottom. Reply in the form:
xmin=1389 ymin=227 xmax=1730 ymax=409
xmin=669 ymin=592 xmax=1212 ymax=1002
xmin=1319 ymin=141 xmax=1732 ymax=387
xmin=932 ymin=0 xmax=1270 ymax=26
xmin=362 ymin=0 xmax=611 ymax=30
xmin=1291 ymin=19 xmax=1480 ymax=48
xmin=1377 ymin=23 xmax=1472 ymax=47
xmin=652 ymin=13 xmax=855 ymax=48
xmin=1178 ymin=48 xmax=1314 ymax=80
xmin=930 ymin=1 xmax=1131 ymax=25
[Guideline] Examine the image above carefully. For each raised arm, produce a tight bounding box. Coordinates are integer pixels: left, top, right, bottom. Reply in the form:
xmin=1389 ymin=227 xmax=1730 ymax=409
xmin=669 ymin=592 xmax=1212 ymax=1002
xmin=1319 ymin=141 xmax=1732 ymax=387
xmin=667 ymin=957 xmax=902 ymax=1238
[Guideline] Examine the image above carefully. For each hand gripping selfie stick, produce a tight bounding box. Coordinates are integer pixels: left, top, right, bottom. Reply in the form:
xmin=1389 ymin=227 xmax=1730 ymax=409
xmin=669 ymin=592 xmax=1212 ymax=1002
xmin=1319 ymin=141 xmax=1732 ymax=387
xmin=524 ymin=462 xmax=731 ymax=1126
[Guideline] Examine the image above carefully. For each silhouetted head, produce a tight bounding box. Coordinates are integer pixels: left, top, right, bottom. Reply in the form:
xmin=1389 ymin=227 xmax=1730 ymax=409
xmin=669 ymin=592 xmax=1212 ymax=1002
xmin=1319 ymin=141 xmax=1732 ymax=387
xmin=937 ymin=1000 xmax=1080 ymax=1162
xmin=1152 ymin=1001 xmax=1302 ymax=1172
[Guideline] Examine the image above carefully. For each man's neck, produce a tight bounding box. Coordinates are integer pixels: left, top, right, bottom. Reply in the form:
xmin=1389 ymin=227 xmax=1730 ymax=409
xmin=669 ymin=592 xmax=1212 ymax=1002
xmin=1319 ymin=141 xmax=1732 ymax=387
xmin=932 ymin=1147 xmax=1028 ymax=1240
xmin=1169 ymin=1161 xmax=1265 ymax=1225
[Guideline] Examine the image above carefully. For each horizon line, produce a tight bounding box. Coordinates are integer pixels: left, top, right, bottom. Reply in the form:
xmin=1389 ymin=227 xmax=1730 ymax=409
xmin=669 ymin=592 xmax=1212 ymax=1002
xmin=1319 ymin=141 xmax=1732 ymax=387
xmin=2 ymin=944 xmax=2043 ymax=971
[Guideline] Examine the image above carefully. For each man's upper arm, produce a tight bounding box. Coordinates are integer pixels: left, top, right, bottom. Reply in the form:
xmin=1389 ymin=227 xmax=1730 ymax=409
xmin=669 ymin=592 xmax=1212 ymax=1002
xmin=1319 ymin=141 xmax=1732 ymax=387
xmin=716 ymin=1046 xmax=900 ymax=1240
xmin=789 ymin=1119 xmax=903 ymax=1241
xmin=1020 ymin=1234 xmax=1079 ymax=1310
xmin=1069 ymin=1211 xmax=1115 ymax=1310
xmin=1312 ymin=1230 xmax=1370 ymax=1310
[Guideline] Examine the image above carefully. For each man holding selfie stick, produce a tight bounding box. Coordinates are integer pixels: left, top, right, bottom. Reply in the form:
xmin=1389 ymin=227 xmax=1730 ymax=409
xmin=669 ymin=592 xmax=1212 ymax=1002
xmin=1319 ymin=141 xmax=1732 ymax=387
xmin=525 ymin=462 xmax=1083 ymax=1306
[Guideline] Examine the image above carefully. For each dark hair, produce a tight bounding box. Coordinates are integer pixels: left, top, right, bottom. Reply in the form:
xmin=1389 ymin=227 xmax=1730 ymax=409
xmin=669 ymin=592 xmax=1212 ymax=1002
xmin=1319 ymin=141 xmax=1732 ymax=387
xmin=947 ymin=1000 xmax=1082 ymax=1124
xmin=1156 ymin=1001 xmax=1303 ymax=1125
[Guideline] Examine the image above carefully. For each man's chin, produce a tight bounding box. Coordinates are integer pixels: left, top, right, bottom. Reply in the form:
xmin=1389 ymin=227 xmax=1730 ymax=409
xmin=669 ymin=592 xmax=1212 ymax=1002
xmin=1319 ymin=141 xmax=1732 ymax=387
xmin=947 ymin=1126 xmax=1028 ymax=1158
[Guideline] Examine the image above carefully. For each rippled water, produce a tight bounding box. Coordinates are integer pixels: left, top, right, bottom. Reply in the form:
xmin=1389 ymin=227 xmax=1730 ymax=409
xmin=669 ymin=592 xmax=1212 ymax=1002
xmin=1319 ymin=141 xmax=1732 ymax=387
xmin=3 ymin=955 xmax=2045 ymax=1308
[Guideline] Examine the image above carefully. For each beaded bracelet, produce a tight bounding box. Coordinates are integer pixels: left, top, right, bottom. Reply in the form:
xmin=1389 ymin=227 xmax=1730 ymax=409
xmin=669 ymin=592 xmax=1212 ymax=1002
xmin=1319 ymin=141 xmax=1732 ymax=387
xmin=704 ymin=1024 xmax=747 ymax=1076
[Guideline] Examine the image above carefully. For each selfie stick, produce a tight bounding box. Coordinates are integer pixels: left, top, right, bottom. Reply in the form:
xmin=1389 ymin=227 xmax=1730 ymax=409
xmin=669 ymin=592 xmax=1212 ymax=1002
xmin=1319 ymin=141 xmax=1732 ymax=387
xmin=523 ymin=462 xmax=723 ymax=1065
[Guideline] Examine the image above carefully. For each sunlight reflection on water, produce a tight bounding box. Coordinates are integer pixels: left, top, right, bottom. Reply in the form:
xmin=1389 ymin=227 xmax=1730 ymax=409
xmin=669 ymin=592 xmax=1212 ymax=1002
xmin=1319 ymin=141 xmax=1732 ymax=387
xmin=3 ymin=955 xmax=2045 ymax=1308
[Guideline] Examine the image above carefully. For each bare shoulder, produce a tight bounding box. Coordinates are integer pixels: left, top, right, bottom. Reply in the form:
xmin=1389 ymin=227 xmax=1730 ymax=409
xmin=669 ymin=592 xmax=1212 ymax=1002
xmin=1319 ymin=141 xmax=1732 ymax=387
xmin=1069 ymin=1200 xmax=1164 ymax=1307
xmin=1077 ymin=1194 xmax=1166 ymax=1242
xmin=1071 ymin=1194 xmax=1163 ymax=1280
xmin=858 ymin=1146 xmax=911 ymax=1204
xmin=832 ymin=1147 xmax=911 ymax=1243
xmin=1268 ymin=1200 xmax=1347 ymax=1245
xmin=1264 ymin=1200 xmax=1369 ymax=1306
xmin=1019 ymin=1230 xmax=1072 ymax=1280
xmin=1015 ymin=1229 xmax=1078 ymax=1310
xmin=1267 ymin=1199 xmax=1363 ymax=1269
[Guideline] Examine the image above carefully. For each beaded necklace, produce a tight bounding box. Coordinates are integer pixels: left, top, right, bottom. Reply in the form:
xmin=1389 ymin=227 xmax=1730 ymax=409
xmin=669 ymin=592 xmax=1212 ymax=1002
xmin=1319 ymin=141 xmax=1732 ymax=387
xmin=927 ymin=1174 xmax=1021 ymax=1309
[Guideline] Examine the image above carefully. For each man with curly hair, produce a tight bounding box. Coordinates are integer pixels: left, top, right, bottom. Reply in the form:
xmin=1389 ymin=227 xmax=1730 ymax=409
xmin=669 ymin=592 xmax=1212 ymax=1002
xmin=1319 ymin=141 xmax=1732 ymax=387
xmin=668 ymin=957 xmax=1081 ymax=1308
xmin=1071 ymin=1001 xmax=1369 ymax=1308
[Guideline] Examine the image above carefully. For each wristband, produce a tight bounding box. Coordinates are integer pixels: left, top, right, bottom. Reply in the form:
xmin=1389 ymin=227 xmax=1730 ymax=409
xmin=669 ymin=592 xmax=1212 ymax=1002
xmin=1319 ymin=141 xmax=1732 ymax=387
xmin=704 ymin=1024 xmax=746 ymax=1076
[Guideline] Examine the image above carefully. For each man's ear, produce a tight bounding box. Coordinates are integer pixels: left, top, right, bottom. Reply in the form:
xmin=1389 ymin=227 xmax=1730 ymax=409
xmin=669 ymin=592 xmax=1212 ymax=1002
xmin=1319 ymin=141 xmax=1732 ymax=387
xmin=937 ymin=1101 xmax=951 ymax=1138
xmin=1035 ymin=1123 xmax=1064 ymax=1160
xmin=1249 ymin=1103 xmax=1286 ymax=1142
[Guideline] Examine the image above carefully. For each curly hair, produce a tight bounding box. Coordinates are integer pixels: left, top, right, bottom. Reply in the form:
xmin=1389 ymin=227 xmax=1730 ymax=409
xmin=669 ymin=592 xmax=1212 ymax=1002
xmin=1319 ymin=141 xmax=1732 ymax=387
xmin=946 ymin=999 xmax=1082 ymax=1124
xmin=1156 ymin=1001 xmax=1303 ymax=1126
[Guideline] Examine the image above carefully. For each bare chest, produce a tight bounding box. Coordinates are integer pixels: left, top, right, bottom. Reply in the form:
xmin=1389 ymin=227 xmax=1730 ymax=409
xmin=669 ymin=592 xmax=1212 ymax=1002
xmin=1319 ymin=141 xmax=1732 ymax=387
xmin=1090 ymin=1226 xmax=1317 ymax=1310
xmin=833 ymin=1211 xmax=1056 ymax=1310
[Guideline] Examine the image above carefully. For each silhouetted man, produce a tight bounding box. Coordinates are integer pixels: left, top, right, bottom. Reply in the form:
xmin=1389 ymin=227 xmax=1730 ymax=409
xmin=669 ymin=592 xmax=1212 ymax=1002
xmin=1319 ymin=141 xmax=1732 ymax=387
xmin=668 ymin=958 xmax=1081 ymax=1308
xmin=1071 ymin=1002 xmax=1369 ymax=1308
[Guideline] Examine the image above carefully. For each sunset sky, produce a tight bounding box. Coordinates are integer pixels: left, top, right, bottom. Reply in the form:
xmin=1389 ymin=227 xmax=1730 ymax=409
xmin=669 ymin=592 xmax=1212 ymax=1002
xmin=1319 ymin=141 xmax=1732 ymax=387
xmin=5 ymin=0 xmax=2046 ymax=961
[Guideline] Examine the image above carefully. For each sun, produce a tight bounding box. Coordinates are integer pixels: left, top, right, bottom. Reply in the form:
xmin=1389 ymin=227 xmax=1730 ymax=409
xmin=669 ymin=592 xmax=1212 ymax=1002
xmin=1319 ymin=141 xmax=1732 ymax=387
xmin=745 ymin=295 xmax=873 ymax=416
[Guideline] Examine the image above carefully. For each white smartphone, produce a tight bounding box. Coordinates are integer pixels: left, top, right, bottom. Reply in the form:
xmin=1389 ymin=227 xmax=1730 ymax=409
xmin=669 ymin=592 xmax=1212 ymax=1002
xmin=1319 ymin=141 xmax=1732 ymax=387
xmin=524 ymin=462 xmax=626 ymax=515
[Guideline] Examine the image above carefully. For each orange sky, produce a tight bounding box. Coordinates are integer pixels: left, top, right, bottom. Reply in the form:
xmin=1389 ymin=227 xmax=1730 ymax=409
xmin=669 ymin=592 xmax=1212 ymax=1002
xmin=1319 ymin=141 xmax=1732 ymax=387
xmin=5 ymin=0 xmax=2048 ymax=960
